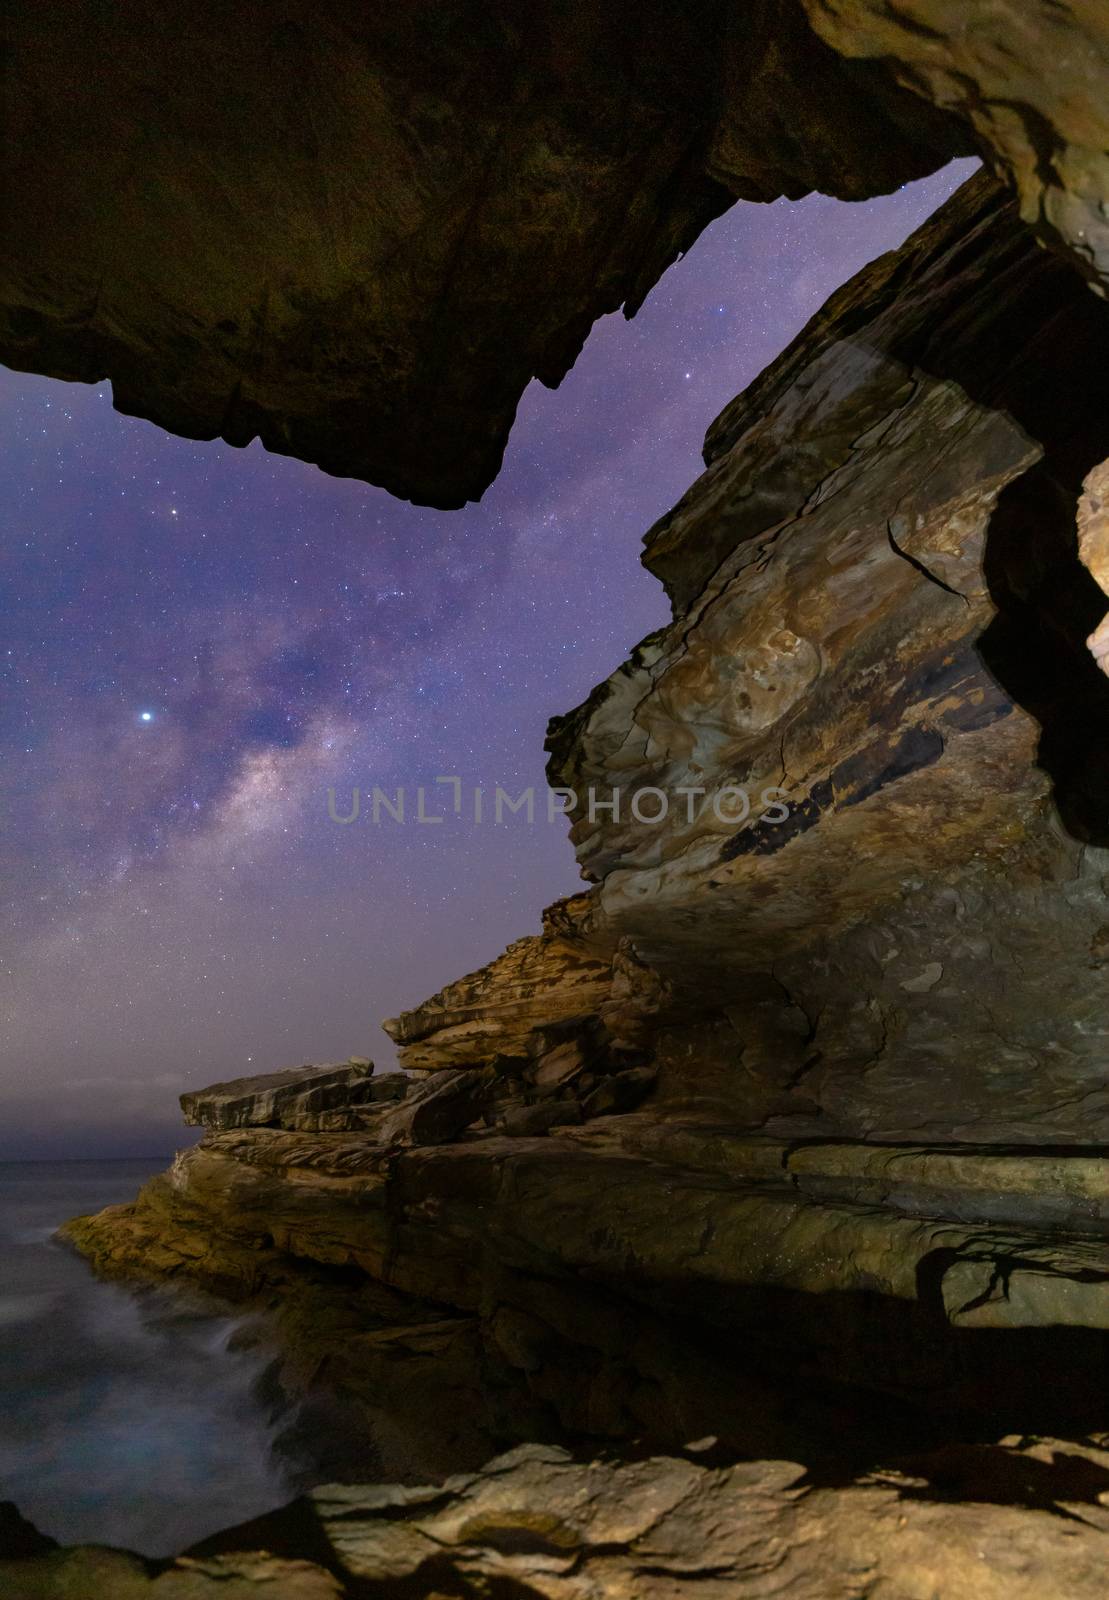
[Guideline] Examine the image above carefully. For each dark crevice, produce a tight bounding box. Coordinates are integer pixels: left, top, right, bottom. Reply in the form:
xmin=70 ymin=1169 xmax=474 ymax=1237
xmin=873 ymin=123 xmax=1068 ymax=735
xmin=880 ymin=203 xmax=1109 ymax=843
xmin=886 ymin=518 xmax=968 ymax=599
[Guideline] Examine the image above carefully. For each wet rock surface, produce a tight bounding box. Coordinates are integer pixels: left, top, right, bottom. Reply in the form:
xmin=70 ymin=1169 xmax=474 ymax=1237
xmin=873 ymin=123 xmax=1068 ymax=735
xmin=59 ymin=1114 xmax=1109 ymax=1441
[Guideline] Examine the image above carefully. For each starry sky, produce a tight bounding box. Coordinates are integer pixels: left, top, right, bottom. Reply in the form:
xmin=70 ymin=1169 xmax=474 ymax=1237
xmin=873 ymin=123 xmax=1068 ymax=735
xmin=0 ymin=161 xmax=977 ymax=1159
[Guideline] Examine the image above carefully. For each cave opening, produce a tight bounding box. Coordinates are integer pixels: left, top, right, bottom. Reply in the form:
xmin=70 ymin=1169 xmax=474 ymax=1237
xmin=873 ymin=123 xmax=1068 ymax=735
xmin=2 ymin=2 xmax=1109 ymax=1589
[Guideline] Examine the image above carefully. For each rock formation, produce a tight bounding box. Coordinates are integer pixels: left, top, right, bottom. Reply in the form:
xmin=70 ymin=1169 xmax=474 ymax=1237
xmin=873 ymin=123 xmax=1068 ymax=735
xmin=541 ymin=166 xmax=1109 ymax=1150
xmin=383 ymin=895 xmax=619 ymax=1070
xmin=801 ymin=0 xmax=1109 ymax=290
xmin=45 ymin=159 xmax=1109 ymax=1589
xmin=6 ymin=1439 xmax=1109 ymax=1598
xmin=6 ymin=3 xmax=1109 ymax=506
xmin=10 ymin=7 xmax=1109 ymax=1590
xmin=1 ymin=0 xmax=966 ymax=507
xmin=180 ymin=1059 xmax=405 ymax=1133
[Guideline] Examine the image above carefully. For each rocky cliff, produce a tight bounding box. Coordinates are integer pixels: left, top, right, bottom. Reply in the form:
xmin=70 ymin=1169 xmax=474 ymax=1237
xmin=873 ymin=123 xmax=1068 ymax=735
xmin=41 ymin=163 xmax=1109 ymax=1595
xmin=396 ymin=167 xmax=1109 ymax=1154
xmin=12 ymin=9 xmax=1109 ymax=1590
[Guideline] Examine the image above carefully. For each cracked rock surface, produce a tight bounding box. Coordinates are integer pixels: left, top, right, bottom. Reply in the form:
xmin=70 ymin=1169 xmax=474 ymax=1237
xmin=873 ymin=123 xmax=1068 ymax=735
xmin=5 ymin=1440 xmax=1109 ymax=1597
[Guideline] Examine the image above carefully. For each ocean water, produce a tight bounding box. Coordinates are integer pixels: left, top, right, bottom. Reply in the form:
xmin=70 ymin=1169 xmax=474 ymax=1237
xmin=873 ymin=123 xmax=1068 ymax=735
xmin=0 ymin=1159 xmax=296 ymax=1556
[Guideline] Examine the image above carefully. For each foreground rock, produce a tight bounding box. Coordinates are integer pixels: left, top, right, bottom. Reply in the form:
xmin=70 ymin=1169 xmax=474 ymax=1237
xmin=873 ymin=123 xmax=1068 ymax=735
xmin=5 ymin=1440 xmax=1108 ymax=1598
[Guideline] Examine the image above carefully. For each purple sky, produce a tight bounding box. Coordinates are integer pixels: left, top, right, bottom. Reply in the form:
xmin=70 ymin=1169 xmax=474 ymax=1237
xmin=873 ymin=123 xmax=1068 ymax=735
xmin=0 ymin=161 xmax=977 ymax=1158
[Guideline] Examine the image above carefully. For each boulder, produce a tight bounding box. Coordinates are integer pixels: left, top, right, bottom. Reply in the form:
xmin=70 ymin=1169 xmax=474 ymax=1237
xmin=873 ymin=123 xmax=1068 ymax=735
xmin=580 ymin=1067 xmax=658 ymax=1120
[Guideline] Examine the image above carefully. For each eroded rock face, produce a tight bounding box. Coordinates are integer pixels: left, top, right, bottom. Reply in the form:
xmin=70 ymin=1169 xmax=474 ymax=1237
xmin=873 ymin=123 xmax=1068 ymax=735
xmin=0 ymin=1 xmax=967 ymax=507
xmin=8 ymin=5 xmax=1109 ymax=505
xmin=383 ymin=895 xmax=617 ymax=1070
xmin=802 ymin=0 xmax=1109 ymax=290
xmin=180 ymin=1059 xmax=405 ymax=1132
xmin=5 ymin=1440 xmax=1109 ymax=1598
xmin=545 ymin=168 xmax=1109 ymax=1147
xmin=385 ymin=169 xmax=1109 ymax=1149
xmin=6 ymin=4 xmax=1107 ymax=505
xmin=60 ymin=168 xmax=1109 ymax=1486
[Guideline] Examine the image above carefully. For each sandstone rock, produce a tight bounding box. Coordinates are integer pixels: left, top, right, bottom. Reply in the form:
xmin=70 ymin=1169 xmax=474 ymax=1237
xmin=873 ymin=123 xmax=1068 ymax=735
xmin=5 ymin=1441 xmax=1109 ymax=1597
xmin=373 ymin=1065 xmax=496 ymax=1146
xmin=545 ymin=169 xmax=1109 ymax=1146
xmin=1080 ymin=459 xmax=1109 ymax=671
xmin=384 ymin=895 xmax=617 ymax=1071
xmin=530 ymin=1036 xmax=590 ymax=1092
xmin=358 ymin=1072 xmax=409 ymax=1103
xmin=0 ymin=3 xmax=971 ymax=505
xmin=61 ymin=1119 xmax=1109 ymax=1424
xmin=801 ymin=0 xmax=1109 ymax=290
xmin=180 ymin=1060 xmax=386 ymax=1131
xmin=0 ymin=1543 xmax=343 ymax=1598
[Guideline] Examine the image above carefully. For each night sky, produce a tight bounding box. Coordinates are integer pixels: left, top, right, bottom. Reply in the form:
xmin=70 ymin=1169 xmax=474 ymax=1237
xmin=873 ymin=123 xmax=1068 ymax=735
xmin=0 ymin=161 xmax=977 ymax=1159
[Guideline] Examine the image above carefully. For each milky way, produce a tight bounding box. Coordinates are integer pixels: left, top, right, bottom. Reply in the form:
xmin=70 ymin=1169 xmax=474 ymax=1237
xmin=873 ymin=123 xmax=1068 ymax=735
xmin=0 ymin=162 xmax=977 ymax=1157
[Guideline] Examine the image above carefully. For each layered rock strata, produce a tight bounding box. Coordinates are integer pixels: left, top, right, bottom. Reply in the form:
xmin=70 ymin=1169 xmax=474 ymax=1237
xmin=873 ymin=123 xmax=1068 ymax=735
xmin=542 ymin=167 xmax=1109 ymax=1149
xmin=6 ymin=1439 xmax=1109 ymax=1599
xmin=383 ymin=895 xmax=620 ymax=1070
xmin=63 ymin=1114 xmax=1109 ymax=1421
xmin=68 ymin=166 xmax=1109 ymax=1410
xmin=57 ymin=167 xmax=1109 ymax=1585
xmin=180 ymin=1059 xmax=405 ymax=1133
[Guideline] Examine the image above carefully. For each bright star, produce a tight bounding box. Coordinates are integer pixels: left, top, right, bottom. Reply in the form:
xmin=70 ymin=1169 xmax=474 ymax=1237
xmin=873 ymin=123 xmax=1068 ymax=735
xmin=139 ymin=711 xmax=154 ymax=723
